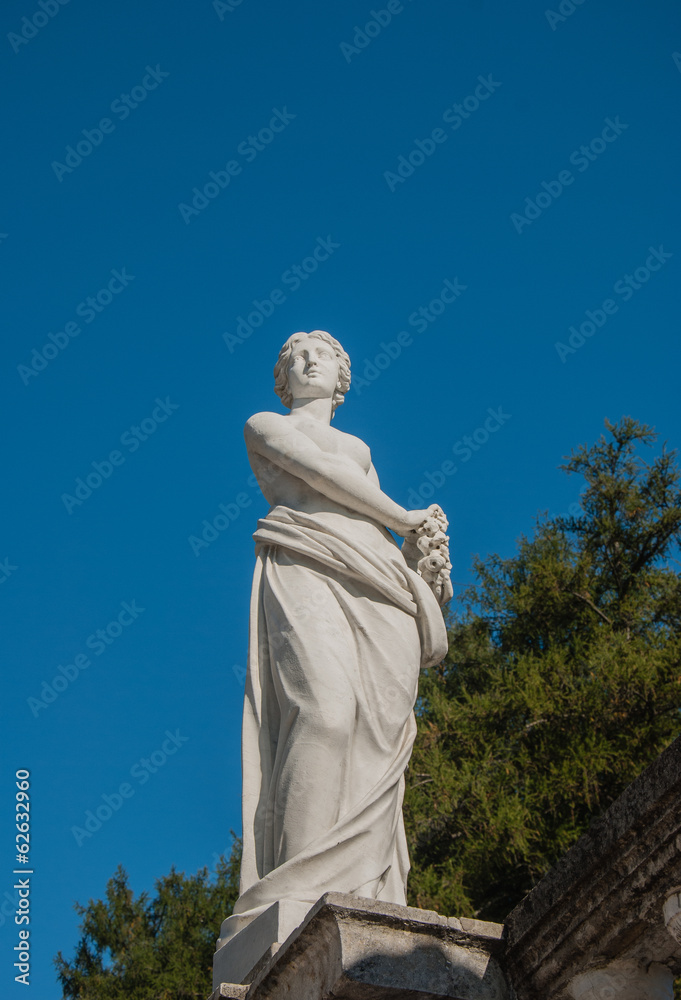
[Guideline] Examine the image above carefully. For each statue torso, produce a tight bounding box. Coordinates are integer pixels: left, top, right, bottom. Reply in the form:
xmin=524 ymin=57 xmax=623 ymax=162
xmin=246 ymin=410 xmax=376 ymax=519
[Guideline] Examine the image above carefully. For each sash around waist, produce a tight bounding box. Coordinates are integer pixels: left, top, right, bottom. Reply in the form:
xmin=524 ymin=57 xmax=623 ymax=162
xmin=253 ymin=505 xmax=418 ymax=616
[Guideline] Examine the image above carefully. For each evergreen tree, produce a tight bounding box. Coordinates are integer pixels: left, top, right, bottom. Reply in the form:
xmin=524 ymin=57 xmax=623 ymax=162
xmin=405 ymin=418 xmax=681 ymax=923
xmin=55 ymin=841 xmax=240 ymax=1000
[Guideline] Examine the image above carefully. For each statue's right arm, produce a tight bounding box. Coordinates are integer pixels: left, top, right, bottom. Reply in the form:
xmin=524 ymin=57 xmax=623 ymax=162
xmin=245 ymin=413 xmax=426 ymax=534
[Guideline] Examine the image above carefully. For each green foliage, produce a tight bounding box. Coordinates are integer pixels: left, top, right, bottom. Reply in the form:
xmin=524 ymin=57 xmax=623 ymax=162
xmin=405 ymin=418 xmax=681 ymax=923
xmin=55 ymin=841 xmax=241 ymax=1000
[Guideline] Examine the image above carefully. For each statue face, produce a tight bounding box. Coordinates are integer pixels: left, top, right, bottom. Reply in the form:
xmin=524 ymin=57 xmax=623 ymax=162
xmin=287 ymin=337 xmax=340 ymax=403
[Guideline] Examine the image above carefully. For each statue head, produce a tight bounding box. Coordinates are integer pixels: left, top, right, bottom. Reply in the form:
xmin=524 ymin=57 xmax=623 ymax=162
xmin=274 ymin=330 xmax=351 ymax=414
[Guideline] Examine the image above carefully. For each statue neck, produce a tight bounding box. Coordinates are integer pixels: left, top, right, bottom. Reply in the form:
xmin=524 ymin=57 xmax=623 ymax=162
xmin=289 ymin=397 xmax=334 ymax=424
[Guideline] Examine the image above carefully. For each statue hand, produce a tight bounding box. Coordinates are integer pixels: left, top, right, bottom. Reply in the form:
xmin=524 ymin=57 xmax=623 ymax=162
xmin=394 ymin=504 xmax=444 ymax=537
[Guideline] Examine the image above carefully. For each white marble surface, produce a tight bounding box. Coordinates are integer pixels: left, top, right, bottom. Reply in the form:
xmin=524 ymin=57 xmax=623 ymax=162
xmin=213 ymin=899 xmax=312 ymax=988
xmin=215 ymin=331 xmax=450 ymax=978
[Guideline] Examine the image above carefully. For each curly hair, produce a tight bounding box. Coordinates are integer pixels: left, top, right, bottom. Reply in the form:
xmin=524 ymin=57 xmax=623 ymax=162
xmin=273 ymin=330 xmax=351 ymax=413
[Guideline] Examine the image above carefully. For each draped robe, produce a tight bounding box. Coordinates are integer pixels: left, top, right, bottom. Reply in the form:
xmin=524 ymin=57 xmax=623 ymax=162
xmin=217 ymin=504 xmax=447 ymax=947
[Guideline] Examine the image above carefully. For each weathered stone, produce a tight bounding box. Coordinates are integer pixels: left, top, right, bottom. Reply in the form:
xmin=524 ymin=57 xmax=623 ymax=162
xmin=567 ymin=959 xmax=674 ymax=999
xmin=504 ymin=734 xmax=681 ymax=998
xmin=211 ymin=986 xmax=249 ymax=1000
xmin=210 ymin=892 xmax=511 ymax=999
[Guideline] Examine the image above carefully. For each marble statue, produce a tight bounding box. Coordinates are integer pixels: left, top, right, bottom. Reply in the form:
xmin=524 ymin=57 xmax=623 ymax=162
xmin=215 ymin=329 xmax=452 ymax=972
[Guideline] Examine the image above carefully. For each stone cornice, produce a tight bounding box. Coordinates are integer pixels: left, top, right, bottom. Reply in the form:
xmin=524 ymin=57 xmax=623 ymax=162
xmin=212 ymin=892 xmax=509 ymax=999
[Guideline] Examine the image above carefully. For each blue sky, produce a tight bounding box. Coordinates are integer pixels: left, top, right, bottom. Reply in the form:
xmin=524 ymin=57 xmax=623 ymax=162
xmin=2 ymin=0 xmax=680 ymax=994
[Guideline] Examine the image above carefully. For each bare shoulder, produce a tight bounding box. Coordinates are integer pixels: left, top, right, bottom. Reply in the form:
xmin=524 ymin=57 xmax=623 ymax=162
xmin=244 ymin=411 xmax=288 ymax=441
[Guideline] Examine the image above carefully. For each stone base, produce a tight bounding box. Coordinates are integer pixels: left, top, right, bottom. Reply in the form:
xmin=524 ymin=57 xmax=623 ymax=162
xmin=213 ymin=899 xmax=313 ymax=987
xmin=209 ymin=892 xmax=510 ymax=1000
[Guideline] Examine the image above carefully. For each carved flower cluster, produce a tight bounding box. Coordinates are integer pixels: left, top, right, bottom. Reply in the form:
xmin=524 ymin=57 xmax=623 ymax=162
xmin=404 ymin=507 xmax=453 ymax=606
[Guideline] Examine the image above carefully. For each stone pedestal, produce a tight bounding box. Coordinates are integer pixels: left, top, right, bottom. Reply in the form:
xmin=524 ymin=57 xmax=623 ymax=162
xmin=209 ymin=892 xmax=511 ymax=999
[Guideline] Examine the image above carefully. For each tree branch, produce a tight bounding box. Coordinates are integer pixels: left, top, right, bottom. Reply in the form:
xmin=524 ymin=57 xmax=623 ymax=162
xmin=569 ymin=590 xmax=613 ymax=625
